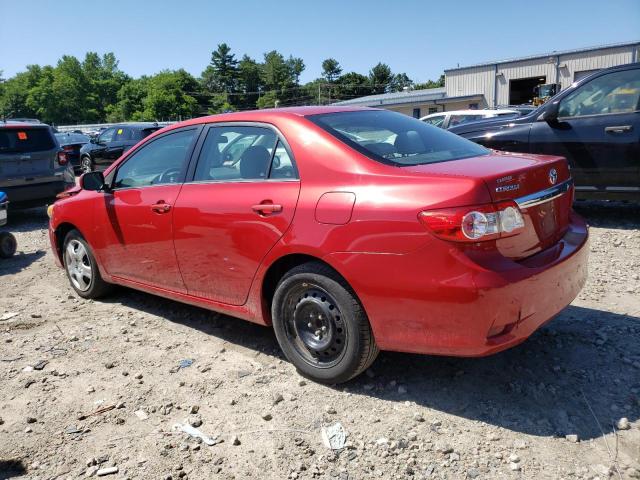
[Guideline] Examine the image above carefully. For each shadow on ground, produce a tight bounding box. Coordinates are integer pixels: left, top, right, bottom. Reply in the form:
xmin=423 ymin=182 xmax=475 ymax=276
xmin=0 ymin=250 xmax=46 ymax=276
xmin=0 ymin=459 xmax=27 ymax=479
xmin=106 ymin=285 xmax=640 ymax=442
xmin=574 ymin=200 xmax=640 ymax=230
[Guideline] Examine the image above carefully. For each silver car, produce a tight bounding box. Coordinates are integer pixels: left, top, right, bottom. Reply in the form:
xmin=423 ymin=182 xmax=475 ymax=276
xmin=0 ymin=121 xmax=75 ymax=208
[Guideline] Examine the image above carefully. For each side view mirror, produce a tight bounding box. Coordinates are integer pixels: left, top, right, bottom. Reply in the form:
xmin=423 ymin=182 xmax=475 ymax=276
xmin=80 ymin=171 xmax=107 ymax=192
xmin=537 ymin=101 xmax=560 ymax=123
xmin=90 ymin=137 xmax=97 ymax=144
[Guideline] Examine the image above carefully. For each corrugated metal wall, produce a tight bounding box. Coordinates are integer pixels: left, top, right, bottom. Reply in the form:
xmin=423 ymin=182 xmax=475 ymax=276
xmin=445 ymin=65 xmax=494 ymax=106
xmin=445 ymin=44 xmax=639 ymax=107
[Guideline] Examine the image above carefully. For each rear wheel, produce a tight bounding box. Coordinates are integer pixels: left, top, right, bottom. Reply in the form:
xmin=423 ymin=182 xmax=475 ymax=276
xmin=271 ymin=262 xmax=378 ymax=384
xmin=63 ymin=230 xmax=112 ymax=299
xmin=0 ymin=232 xmax=17 ymax=258
xmin=81 ymin=156 xmax=94 ymax=174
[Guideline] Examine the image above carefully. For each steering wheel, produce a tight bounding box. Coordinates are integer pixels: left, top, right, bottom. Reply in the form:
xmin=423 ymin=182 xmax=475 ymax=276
xmin=158 ymin=167 xmax=182 ymax=184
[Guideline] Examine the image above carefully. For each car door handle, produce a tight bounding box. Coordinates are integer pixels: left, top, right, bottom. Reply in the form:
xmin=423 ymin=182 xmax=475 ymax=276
xmin=252 ymin=203 xmax=282 ymax=214
xmin=604 ymin=125 xmax=632 ymax=133
xmin=151 ymin=201 xmax=172 ymax=214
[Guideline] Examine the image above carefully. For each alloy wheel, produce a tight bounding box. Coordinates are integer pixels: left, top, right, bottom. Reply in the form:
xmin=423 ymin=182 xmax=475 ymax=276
xmin=65 ymin=239 xmax=92 ymax=291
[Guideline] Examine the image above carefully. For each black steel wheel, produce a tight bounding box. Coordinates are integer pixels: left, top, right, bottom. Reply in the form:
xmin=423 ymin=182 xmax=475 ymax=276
xmin=272 ymin=262 xmax=378 ymax=384
xmin=0 ymin=232 xmax=17 ymax=258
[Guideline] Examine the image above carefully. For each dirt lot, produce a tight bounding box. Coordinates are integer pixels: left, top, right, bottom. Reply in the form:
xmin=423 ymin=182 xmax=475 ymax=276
xmin=1 ymin=202 xmax=639 ymax=480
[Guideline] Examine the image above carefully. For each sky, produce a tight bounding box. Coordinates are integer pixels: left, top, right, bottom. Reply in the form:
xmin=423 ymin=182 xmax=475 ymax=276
xmin=1 ymin=0 xmax=639 ymax=84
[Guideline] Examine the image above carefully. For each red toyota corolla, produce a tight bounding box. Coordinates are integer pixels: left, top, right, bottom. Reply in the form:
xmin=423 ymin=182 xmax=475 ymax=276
xmin=48 ymin=107 xmax=588 ymax=383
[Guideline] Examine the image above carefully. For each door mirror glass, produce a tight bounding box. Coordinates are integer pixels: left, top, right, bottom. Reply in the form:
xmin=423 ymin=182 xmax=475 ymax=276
xmin=81 ymin=171 xmax=105 ymax=191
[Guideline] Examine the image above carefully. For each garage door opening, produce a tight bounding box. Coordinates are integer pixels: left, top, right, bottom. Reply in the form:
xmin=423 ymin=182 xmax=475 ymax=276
xmin=509 ymin=76 xmax=546 ymax=105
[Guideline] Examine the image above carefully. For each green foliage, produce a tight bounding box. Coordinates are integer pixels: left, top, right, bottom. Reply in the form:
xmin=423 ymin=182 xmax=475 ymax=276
xmin=321 ymin=58 xmax=342 ymax=82
xmin=414 ymin=74 xmax=445 ymax=90
xmin=0 ymin=45 xmax=446 ymax=124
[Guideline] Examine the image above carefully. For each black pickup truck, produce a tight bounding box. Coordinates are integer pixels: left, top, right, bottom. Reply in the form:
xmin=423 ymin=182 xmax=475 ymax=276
xmin=449 ymin=63 xmax=640 ymax=201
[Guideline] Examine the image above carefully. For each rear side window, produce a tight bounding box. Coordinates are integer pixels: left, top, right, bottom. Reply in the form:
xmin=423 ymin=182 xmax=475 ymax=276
xmin=138 ymin=128 xmax=161 ymax=140
xmin=0 ymin=128 xmax=55 ymax=153
xmin=193 ymin=126 xmax=297 ymax=182
xmin=309 ymin=110 xmax=489 ymax=166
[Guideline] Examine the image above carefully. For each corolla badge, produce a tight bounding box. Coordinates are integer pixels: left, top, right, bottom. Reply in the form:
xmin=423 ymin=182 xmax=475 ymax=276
xmin=549 ymin=168 xmax=558 ymax=185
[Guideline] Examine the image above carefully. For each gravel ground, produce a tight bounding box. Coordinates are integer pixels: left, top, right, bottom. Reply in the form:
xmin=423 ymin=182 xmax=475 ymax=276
xmin=0 ymin=202 xmax=639 ymax=480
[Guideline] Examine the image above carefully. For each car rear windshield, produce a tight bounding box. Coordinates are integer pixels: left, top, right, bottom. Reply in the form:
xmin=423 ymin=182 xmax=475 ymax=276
xmin=308 ymin=110 xmax=489 ymax=166
xmin=0 ymin=127 xmax=55 ymax=153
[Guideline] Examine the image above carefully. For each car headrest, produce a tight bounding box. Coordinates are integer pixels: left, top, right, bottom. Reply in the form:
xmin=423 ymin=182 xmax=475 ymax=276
xmin=394 ymin=131 xmax=425 ymax=155
xmin=239 ymin=145 xmax=271 ymax=179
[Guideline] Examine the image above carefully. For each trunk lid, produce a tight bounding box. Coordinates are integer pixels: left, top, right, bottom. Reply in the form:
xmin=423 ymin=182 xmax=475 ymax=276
xmin=405 ymin=151 xmax=573 ymax=259
xmin=0 ymin=126 xmax=58 ymax=181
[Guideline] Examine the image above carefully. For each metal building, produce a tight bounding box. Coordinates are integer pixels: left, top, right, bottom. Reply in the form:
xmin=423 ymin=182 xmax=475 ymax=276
xmin=445 ymin=41 xmax=640 ymax=108
xmin=336 ymin=41 xmax=639 ymax=117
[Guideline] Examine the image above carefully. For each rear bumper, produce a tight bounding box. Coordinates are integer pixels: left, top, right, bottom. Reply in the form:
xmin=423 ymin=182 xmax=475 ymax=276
xmin=2 ymin=178 xmax=75 ymax=208
xmin=325 ymin=212 xmax=589 ymax=356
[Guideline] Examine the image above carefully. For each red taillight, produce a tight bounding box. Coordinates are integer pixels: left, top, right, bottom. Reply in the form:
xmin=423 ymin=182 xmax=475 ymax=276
xmin=57 ymin=151 xmax=68 ymax=165
xmin=418 ymin=201 xmax=525 ymax=242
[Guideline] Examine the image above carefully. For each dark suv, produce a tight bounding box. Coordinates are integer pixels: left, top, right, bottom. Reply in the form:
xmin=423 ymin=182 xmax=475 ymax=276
xmin=79 ymin=123 xmax=162 ymax=173
xmin=0 ymin=122 xmax=75 ymax=208
xmin=449 ymin=63 xmax=640 ymax=201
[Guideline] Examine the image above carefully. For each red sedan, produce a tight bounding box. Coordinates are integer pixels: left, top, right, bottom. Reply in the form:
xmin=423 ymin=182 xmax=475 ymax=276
xmin=48 ymin=107 xmax=588 ymax=383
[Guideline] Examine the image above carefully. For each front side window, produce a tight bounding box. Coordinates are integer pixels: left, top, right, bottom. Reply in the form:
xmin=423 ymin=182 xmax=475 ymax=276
xmin=448 ymin=114 xmax=483 ymax=127
xmin=559 ymin=69 xmax=640 ymax=118
xmin=310 ymin=110 xmax=489 ymax=166
xmin=193 ymin=126 xmax=296 ymax=182
xmin=97 ymin=128 xmax=116 ymax=144
xmin=423 ymin=115 xmax=445 ymax=128
xmin=114 ymin=129 xmax=196 ymax=189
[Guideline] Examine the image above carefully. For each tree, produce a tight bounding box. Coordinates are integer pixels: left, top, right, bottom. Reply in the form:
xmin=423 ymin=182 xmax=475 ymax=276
xmin=389 ymin=72 xmax=413 ymax=92
xmin=287 ymin=56 xmax=305 ymax=85
xmin=321 ymin=58 xmax=342 ymax=82
xmin=140 ymin=70 xmax=199 ymax=121
xmin=201 ymin=43 xmax=238 ymax=94
xmin=334 ymin=72 xmax=371 ymax=100
xmin=237 ymin=55 xmax=263 ymax=110
xmin=369 ymin=63 xmax=393 ymax=94
xmin=414 ymin=74 xmax=445 ymax=90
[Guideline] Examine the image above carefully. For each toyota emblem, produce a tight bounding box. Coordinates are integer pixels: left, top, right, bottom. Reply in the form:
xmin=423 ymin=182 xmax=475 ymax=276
xmin=549 ymin=168 xmax=558 ymax=185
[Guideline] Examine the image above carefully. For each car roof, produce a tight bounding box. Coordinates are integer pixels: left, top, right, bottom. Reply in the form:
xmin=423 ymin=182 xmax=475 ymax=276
xmin=0 ymin=121 xmax=51 ymax=129
xmin=420 ymin=109 xmax=517 ymax=120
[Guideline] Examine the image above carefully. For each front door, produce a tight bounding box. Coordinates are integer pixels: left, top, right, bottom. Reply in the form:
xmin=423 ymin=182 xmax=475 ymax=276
xmin=94 ymin=127 xmax=200 ymax=291
xmin=529 ymin=67 xmax=640 ymax=193
xmin=92 ymin=127 xmax=116 ymax=166
xmin=172 ymin=124 xmax=300 ymax=305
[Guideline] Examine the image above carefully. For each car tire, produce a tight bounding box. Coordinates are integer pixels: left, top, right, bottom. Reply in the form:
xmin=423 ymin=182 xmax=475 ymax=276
xmin=81 ymin=156 xmax=94 ymax=174
xmin=271 ymin=262 xmax=379 ymax=384
xmin=63 ymin=229 xmax=113 ymax=299
xmin=0 ymin=232 xmax=17 ymax=258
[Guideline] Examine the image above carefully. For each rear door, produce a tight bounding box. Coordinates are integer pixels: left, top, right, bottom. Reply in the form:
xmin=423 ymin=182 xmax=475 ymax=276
xmin=105 ymin=127 xmax=129 ymax=161
xmin=529 ymin=67 xmax=640 ymax=194
xmin=172 ymin=123 xmax=300 ymax=305
xmin=0 ymin=126 xmax=58 ymax=185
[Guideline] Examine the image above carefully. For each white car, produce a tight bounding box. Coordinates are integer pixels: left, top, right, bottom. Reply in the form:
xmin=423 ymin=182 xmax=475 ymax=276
xmin=420 ymin=109 xmax=519 ymax=129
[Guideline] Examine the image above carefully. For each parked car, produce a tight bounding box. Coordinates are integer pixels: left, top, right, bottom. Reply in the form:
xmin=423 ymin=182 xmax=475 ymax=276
xmin=449 ymin=63 xmax=640 ymax=201
xmin=0 ymin=191 xmax=17 ymax=258
xmin=496 ymin=105 xmax=538 ymax=116
xmin=55 ymin=132 xmax=91 ymax=174
xmin=49 ymin=107 xmax=588 ymax=384
xmin=0 ymin=121 xmax=75 ymax=208
xmin=420 ymin=109 xmax=519 ymax=129
xmin=79 ymin=123 xmax=161 ymax=173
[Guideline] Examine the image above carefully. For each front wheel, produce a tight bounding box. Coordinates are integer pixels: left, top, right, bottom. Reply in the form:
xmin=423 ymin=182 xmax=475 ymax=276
xmin=81 ymin=156 xmax=94 ymax=174
xmin=0 ymin=232 xmax=17 ymax=258
xmin=63 ymin=230 xmax=113 ymax=299
xmin=271 ymin=262 xmax=379 ymax=384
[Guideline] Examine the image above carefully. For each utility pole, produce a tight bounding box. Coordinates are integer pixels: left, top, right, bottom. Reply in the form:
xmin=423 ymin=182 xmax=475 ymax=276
xmin=318 ymin=84 xmax=321 ymax=105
